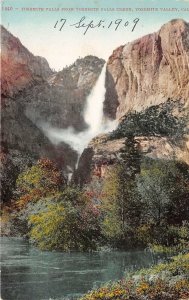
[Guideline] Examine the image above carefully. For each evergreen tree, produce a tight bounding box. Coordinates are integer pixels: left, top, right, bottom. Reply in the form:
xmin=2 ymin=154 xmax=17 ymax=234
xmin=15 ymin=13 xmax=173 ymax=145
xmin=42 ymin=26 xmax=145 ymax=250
xmin=119 ymin=134 xmax=141 ymax=180
xmin=101 ymin=134 xmax=142 ymax=247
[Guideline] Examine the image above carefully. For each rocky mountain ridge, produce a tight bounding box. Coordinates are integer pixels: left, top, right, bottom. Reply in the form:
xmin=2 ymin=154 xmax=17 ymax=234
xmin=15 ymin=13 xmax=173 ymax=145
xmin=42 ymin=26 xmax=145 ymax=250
xmin=104 ymin=19 xmax=189 ymax=119
xmin=1 ymin=25 xmax=52 ymax=98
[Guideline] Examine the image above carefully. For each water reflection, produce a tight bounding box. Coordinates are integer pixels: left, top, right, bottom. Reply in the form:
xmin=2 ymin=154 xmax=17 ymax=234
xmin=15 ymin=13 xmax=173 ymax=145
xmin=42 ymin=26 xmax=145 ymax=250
xmin=1 ymin=237 xmax=162 ymax=300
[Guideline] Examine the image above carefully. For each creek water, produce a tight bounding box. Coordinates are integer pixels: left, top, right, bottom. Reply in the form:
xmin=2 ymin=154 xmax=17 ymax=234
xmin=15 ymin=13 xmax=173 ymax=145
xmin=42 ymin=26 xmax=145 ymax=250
xmin=1 ymin=237 xmax=164 ymax=300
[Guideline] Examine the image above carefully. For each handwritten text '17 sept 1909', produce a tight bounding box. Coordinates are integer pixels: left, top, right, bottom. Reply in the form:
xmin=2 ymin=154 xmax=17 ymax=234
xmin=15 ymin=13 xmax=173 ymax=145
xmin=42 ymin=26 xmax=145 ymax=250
xmin=54 ymin=16 xmax=140 ymax=35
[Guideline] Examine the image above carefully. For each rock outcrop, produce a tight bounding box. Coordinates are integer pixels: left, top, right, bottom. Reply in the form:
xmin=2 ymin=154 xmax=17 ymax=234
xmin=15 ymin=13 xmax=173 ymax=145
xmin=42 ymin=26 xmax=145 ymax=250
xmin=104 ymin=19 xmax=189 ymax=119
xmin=86 ymin=133 xmax=189 ymax=180
xmin=75 ymin=130 xmax=189 ymax=187
xmin=1 ymin=25 xmax=52 ymax=98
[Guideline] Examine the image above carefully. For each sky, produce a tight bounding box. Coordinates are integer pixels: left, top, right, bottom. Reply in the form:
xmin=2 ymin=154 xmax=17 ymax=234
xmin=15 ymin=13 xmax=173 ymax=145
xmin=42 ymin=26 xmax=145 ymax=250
xmin=1 ymin=0 xmax=189 ymax=70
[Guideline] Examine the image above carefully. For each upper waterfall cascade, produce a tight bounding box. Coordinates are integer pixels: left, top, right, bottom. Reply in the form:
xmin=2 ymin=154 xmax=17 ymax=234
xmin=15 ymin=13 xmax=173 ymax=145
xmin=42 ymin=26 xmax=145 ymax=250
xmin=42 ymin=64 xmax=117 ymax=158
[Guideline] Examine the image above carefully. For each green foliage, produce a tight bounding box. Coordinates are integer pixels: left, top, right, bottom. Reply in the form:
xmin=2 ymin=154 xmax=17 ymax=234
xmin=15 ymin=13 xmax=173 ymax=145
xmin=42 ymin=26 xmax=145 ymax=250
xmin=0 ymin=153 xmax=19 ymax=204
xmin=12 ymin=159 xmax=102 ymax=251
xmin=119 ymin=135 xmax=141 ymax=179
xmin=28 ymin=187 xmax=101 ymax=251
xmin=101 ymin=164 xmax=141 ymax=247
xmin=101 ymin=167 xmax=123 ymax=241
xmin=136 ymin=162 xmax=171 ymax=226
xmin=29 ymin=200 xmax=79 ymax=250
xmin=150 ymin=223 xmax=189 ymax=254
xmin=110 ymin=99 xmax=186 ymax=140
xmin=101 ymin=136 xmax=142 ymax=248
xmin=8 ymin=147 xmax=189 ymax=253
xmin=15 ymin=158 xmax=65 ymax=209
xmin=133 ymin=159 xmax=189 ymax=247
xmin=138 ymin=253 xmax=189 ymax=276
xmin=166 ymin=222 xmax=189 ymax=250
xmin=100 ymin=157 xmax=189 ymax=249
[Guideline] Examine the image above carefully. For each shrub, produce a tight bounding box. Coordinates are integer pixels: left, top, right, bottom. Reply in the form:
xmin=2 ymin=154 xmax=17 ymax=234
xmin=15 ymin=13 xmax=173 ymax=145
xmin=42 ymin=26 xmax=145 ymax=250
xmin=80 ymin=253 xmax=189 ymax=300
xmin=28 ymin=187 xmax=102 ymax=251
xmin=15 ymin=158 xmax=65 ymax=209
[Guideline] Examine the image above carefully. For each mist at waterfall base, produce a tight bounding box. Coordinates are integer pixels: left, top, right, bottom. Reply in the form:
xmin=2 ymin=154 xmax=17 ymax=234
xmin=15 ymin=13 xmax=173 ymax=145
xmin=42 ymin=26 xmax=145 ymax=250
xmin=42 ymin=65 xmax=118 ymax=158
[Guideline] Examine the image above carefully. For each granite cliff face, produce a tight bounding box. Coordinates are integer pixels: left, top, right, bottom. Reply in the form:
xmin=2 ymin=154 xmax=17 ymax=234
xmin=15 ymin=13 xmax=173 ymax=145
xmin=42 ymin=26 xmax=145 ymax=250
xmin=102 ymin=19 xmax=189 ymax=168
xmin=1 ymin=26 xmax=52 ymax=98
xmin=104 ymin=19 xmax=189 ymax=119
xmin=20 ymin=56 xmax=105 ymax=131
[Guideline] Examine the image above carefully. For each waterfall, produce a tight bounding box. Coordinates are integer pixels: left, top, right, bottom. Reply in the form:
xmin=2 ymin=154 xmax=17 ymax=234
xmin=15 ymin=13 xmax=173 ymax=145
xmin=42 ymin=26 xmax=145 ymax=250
xmin=41 ymin=64 xmax=117 ymax=159
xmin=84 ymin=64 xmax=106 ymax=135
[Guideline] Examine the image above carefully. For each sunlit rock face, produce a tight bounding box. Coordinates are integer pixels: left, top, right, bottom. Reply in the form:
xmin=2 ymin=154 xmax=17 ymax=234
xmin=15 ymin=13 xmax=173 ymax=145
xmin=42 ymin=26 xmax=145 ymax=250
xmin=1 ymin=25 xmax=52 ymax=98
xmin=102 ymin=19 xmax=189 ymax=165
xmin=104 ymin=19 xmax=189 ymax=120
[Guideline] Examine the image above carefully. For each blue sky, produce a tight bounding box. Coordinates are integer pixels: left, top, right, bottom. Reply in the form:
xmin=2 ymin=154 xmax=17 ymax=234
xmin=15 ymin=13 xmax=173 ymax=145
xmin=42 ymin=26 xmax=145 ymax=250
xmin=1 ymin=0 xmax=189 ymax=70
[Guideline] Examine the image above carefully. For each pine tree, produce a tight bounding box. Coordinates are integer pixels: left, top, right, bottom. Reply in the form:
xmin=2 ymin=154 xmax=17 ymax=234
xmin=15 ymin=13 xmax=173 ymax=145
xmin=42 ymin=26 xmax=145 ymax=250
xmin=102 ymin=136 xmax=142 ymax=247
xmin=119 ymin=134 xmax=141 ymax=180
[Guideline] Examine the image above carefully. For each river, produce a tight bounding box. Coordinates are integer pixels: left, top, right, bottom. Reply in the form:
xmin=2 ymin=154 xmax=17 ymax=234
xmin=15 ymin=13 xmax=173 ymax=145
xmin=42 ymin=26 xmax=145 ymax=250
xmin=1 ymin=237 xmax=163 ymax=300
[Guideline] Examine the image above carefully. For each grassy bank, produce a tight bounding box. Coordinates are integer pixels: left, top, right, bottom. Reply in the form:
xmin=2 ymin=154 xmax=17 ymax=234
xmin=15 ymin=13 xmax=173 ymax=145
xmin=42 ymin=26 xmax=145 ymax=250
xmin=80 ymin=253 xmax=189 ymax=300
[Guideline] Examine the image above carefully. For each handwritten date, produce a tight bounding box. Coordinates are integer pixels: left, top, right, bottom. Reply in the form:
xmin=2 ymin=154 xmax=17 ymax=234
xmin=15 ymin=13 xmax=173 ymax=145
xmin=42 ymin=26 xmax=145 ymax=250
xmin=54 ymin=16 xmax=140 ymax=35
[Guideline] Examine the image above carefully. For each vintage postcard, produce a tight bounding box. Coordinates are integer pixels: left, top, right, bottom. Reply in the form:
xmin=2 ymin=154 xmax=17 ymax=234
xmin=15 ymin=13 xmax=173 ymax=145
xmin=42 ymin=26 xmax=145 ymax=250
xmin=1 ymin=0 xmax=189 ymax=299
